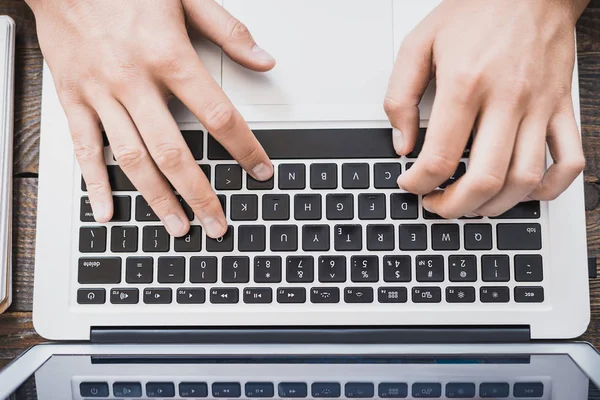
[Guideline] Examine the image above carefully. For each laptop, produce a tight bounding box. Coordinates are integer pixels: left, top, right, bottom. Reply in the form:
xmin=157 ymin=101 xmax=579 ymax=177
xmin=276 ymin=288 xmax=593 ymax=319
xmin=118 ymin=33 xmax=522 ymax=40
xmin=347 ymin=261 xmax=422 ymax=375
xmin=31 ymin=0 xmax=590 ymax=345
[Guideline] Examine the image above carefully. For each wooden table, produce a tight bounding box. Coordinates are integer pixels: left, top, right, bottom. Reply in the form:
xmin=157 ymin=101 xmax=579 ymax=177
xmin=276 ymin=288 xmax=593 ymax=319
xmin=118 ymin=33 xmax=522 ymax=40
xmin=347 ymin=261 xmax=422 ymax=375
xmin=0 ymin=0 xmax=599 ymax=369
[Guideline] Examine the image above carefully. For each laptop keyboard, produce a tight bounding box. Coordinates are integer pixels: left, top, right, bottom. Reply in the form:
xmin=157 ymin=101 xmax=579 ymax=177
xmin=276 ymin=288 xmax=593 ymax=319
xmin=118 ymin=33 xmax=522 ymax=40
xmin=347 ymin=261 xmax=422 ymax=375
xmin=75 ymin=128 xmax=545 ymax=307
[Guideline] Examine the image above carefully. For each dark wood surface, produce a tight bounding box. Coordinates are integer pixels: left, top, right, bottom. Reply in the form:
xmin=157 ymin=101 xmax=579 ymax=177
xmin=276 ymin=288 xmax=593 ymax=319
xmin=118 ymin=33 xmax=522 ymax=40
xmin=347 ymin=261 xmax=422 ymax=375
xmin=0 ymin=0 xmax=599 ymax=369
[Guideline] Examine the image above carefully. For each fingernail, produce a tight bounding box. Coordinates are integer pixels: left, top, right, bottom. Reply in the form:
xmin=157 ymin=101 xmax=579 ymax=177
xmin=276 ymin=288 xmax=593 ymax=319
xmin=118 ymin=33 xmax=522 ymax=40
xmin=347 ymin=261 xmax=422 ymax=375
xmin=252 ymin=44 xmax=275 ymax=62
xmin=464 ymin=213 xmax=479 ymax=218
xmin=393 ymin=128 xmax=405 ymax=154
xmin=92 ymin=202 xmax=110 ymax=222
xmin=164 ymin=214 xmax=187 ymax=237
xmin=203 ymin=216 xmax=226 ymax=238
xmin=252 ymin=162 xmax=273 ymax=181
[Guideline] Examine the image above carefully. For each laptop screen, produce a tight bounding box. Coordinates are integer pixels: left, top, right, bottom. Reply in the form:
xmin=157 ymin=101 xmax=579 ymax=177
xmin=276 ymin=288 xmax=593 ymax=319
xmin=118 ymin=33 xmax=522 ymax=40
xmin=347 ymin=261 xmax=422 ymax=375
xmin=7 ymin=353 xmax=600 ymax=399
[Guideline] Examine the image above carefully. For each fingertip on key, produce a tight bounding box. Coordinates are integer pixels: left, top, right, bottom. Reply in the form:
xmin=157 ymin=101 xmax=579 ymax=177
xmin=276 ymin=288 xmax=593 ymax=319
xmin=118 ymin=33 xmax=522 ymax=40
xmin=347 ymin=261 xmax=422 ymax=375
xmin=163 ymin=214 xmax=190 ymax=238
xmin=252 ymin=162 xmax=274 ymax=181
xmin=393 ymin=128 xmax=406 ymax=155
xmin=203 ymin=216 xmax=227 ymax=239
xmin=92 ymin=201 xmax=112 ymax=223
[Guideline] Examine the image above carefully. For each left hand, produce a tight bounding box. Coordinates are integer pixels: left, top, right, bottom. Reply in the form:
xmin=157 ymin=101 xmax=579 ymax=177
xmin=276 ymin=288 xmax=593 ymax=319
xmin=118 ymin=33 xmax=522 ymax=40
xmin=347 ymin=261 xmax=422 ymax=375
xmin=385 ymin=0 xmax=588 ymax=218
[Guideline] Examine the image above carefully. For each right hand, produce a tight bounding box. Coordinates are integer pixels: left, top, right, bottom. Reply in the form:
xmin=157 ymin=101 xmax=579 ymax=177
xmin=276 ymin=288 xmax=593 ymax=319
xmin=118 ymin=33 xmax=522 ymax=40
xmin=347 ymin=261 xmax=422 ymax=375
xmin=27 ymin=0 xmax=276 ymax=237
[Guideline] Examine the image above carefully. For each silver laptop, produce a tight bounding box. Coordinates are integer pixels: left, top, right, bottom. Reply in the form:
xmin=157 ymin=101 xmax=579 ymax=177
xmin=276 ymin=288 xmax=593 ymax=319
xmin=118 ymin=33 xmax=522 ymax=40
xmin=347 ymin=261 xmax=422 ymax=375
xmin=32 ymin=0 xmax=590 ymax=343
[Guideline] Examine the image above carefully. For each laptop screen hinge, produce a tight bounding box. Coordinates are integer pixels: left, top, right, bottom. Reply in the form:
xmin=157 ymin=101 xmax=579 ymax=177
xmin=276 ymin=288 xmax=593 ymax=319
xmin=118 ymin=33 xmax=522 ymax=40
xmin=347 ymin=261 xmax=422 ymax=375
xmin=90 ymin=326 xmax=531 ymax=345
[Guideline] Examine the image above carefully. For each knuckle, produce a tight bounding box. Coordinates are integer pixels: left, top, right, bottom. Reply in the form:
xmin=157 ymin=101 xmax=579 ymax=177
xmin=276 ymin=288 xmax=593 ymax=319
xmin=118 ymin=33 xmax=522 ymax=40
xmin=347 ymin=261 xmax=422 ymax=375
xmin=113 ymin=145 xmax=147 ymax=170
xmin=511 ymin=169 xmax=543 ymax=189
xmin=186 ymin=193 xmax=220 ymax=215
xmin=445 ymin=66 xmax=482 ymax=101
xmin=383 ymin=96 xmax=403 ymax=116
xmin=153 ymin=143 xmax=185 ymax=172
xmin=421 ymin=154 xmax=458 ymax=180
xmin=85 ymin=181 xmax=109 ymax=195
xmin=565 ymin=155 xmax=586 ymax=175
xmin=470 ymin=172 xmax=505 ymax=195
xmin=235 ymin=144 xmax=263 ymax=167
xmin=150 ymin=46 xmax=194 ymax=81
xmin=73 ymin=139 xmax=104 ymax=163
xmin=146 ymin=191 xmax=175 ymax=213
xmin=203 ymin=101 xmax=237 ymax=135
xmin=226 ymin=17 xmax=252 ymax=41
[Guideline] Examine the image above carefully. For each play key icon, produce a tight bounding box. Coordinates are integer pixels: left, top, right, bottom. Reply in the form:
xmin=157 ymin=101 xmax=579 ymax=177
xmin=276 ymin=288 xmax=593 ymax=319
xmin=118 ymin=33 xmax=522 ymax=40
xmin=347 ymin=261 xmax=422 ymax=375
xmin=177 ymin=288 xmax=206 ymax=304
xmin=179 ymin=382 xmax=208 ymax=398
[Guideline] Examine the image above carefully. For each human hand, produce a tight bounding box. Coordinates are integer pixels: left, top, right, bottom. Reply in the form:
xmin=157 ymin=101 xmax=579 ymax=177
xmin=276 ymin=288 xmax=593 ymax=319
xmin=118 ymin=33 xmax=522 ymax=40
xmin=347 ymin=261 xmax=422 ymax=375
xmin=385 ymin=0 xmax=589 ymax=218
xmin=27 ymin=0 xmax=276 ymax=237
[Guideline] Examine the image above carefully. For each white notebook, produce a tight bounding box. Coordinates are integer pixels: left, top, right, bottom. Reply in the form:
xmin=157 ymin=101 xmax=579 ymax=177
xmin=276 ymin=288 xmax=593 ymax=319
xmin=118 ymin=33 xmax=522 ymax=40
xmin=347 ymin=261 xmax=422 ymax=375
xmin=0 ymin=16 xmax=15 ymax=314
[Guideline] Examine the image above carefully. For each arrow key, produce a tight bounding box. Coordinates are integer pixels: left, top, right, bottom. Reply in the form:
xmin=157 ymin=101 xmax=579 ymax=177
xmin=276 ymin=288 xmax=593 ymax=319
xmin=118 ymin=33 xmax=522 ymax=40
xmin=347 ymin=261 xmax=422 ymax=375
xmin=179 ymin=382 xmax=208 ymax=398
xmin=210 ymin=288 xmax=239 ymax=304
xmin=177 ymin=288 xmax=206 ymax=304
xmin=213 ymin=382 xmax=241 ymax=398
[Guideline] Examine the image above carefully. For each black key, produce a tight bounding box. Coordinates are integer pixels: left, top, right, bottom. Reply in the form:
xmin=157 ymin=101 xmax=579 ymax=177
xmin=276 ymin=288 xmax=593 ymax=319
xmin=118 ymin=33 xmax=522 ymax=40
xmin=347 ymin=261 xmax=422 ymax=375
xmin=345 ymin=382 xmax=374 ymax=398
xmin=81 ymin=165 xmax=135 ymax=192
xmin=335 ymin=225 xmax=362 ymax=251
xmin=445 ymin=382 xmax=476 ymax=398
xmin=358 ymin=194 xmax=386 ymax=220
xmin=431 ymin=224 xmax=460 ymax=250
xmin=142 ymin=226 xmax=170 ymax=252
xmin=311 ymin=163 xmax=338 ymax=189
xmin=423 ymin=209 xmax=444 ymax=220
xmin=77 ymin=289 xmax=106 ymax=305
xmin=303 ymin=225 xmax=330 ymax=251
xmin=180 ymin=382 xmax=209 ymax=398
xmin=378 ymin=287 xmax=408 ymax=303
xmin=82 ymin=196 xmax=131 ymax=222
xmin=383 ymin=255 xmax=411 ymax=282
xmin=279 ymin=164 xmax=306 ymax=190
xmin=492 ymin=201 xmax=541 ymax=219
xmin=326 ymin=194 xmax=354 ymax=220
xmin=379 ymin=383 xmax=408 ymax=398
xmin=278 ymin=288 xmax=306 ymax=304
xmin=80 ymin=196 xmax=95 ymax=222
xmin=126 ymin=257 xmax=153 ymax=284
xmin=206 ymin=226 xmax=234 ymax=252
xmin=244 ymin=288 xmax=273 ymax=304
xmin=351 ymin=256 xmax=378 ymax=282
xmin=513 ymin=382 xmax=544 ymax=397
xmin=271 ymin=225 xmax=298 ymax=251
xmin=263 ymin=194 xmax=290 ymax=220
xmin=177 ymin=288 xmax=206 ymax=304
xmin=440 ymin=162 xmax=466 ymax=189
xmin=319 ymin=256 xmax=346 ymax=283
xmin=312 ymin=382 xmax=342 ymax=398
xmin=342 ymin=163 xmax=370 ymax=189
xmin=480 ymin=382 xmax=509 ymax=398
xmin=101 ymin=131 xmax=110 ymax=146
xmin=446 ymin=287 xmax=476 ymax=303
xmin=78 ymin=258 xmax=121 ymax=284
xmin=135 ymin=195 xmax=159 ymax=221
xmin=367 ymin=225 xmax=394 ymax=251
xmin=111 ymin=226 xmax=138 ymax=253
xmin=182 ymin=130 xmax=204 ymax=160
xmin=448 ymin=255 xmax=477 ymax=282
xmin=247 ymin=175 xmax=274 ymax=190
xmin=213 ymin=382 xmax=241 ymax=398
xmin=238 ymin=225 xmax=266 ymax=252
xmin=514 ymin=255 xmax=543 ymax=282
xmin=80 ymin=382 xmax=109 ymax=397
xmin=158 ymin=257 xmax=185 ymax=283
xmin=222 ymin=256 xmax=250 ymax=283
xmin=110 ymin=288 xmax=139 ymax=304
xmin=295 ymin=194 xmax=322 ymax=220
xmin=464 ymin=224 xmax=492 ymax=250
xmin=177 ymin=195 xmax=195 ymax=221
xmin=482 ymin=255 xmax=510 ymax=282
xmin=174 ymin=226 xmax=202 ymax=252
xmin=399 ymin=224 xmax=427 ymax=251
xmin=79 ymin=227 xmax=107 ymax=253
xmin=390 ymin=193 xmax=419 ymax=220
xmin=407 ymin=128 xmax=427 ymax=158
xmin=231 ymin=195 xmax=258 ymax=221
xmin=412 ymin=382 xmax=442 ymax=398
xmin=374 ymin=163 xmax=401 ymax=189
xmin=190 ymin=257 xmax=218 ymax=283
xmin=480 ymin=287 xmax=510 ymax=303
xmin=514 ymin=287 xmax=544 ymax=303
xmin=412 ymin=287 xmax=442 ymax=303
xmin=215 ymin=164 xmax=242 ymax=190
xmin=210 ymin=288 xmax=240 ymax=304
xmin=287 ymin=256 xmax=314 ymax=283
xmin=345 ymin=287 xmax=374 ymax=303
xmin=497 ymin=223 xmax=542 ymax=250
xmin=114 ymin=382 xmax=143 ymax=397
xmin=279 ymin=383 xmax=308 ymax=398
xmin=311 ymin=287 xmax=340 ymax=303
xmin=246 ymin=382 xmax=275 ymax=398
xmin=201 ymin=165 xmax=211 ymax=183
xmin=143 ymin=288 xmax=172 ymax=304
xmin=218 ymin=194 xmax=227 ymax=216
xmin=146 ymin=382 xmax=175 ymax=398
xmin=416 ymin=256 xmax=444 ymax=282
xmin=254 ymin=256 xmax=282 ymax=283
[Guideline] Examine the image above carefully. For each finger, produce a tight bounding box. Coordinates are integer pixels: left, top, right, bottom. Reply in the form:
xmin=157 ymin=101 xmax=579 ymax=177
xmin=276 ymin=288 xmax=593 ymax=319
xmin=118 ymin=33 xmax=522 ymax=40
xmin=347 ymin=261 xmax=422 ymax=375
xmin=66 ymin=103 xmax=113 ymax=223
xmin=529 ymin=99 xmax=585 ymax=201
xmin=397 ymin=80 xmax=480 ymax=195
xmin=422 ymin=106 xmax=521 ymax=218
xmin=384 ymin=27 xmax=434 ymax=156
xmin=120 ymin=87 xmax=228 ymax=239
xmin=94 ymin=97 xmax=190 ymax=237
xmin=475 ymin=114 xmax=548 ymax=216
xmin=182 ymin=0 xmax=276 ymax=72
xmin=164 ymin=51 xmax=274 ymax=182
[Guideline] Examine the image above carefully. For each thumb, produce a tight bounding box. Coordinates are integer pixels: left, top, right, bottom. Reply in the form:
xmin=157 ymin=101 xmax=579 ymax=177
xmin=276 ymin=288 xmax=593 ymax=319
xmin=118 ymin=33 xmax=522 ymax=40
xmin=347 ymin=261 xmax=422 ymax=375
xmin=384 ymin=28 xmax=434 ymax=156
xmin=182 ymin=0 xmax=276 ymax=72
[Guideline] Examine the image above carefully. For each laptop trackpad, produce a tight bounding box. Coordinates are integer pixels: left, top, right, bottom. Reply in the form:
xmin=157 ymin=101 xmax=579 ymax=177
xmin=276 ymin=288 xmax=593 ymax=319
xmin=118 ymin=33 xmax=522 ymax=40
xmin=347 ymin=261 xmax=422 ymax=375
xmin=222 ymin=0 xmax=394 ymax=122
